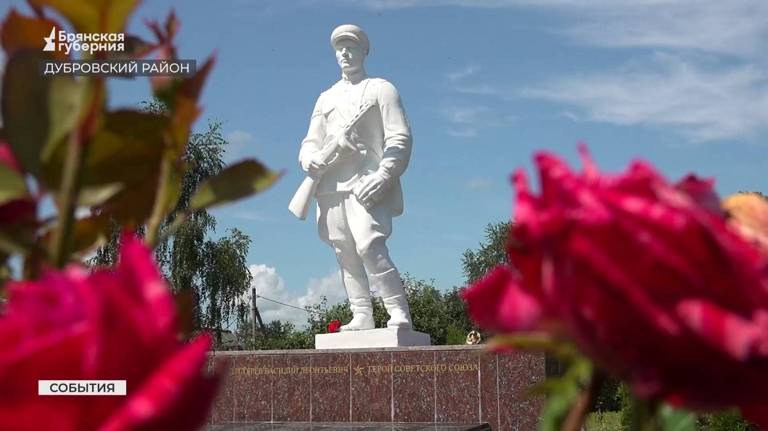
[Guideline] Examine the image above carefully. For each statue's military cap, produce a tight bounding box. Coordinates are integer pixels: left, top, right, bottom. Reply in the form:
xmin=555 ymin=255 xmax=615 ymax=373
xmin=330 ymin=24 xmax=370 ymax=55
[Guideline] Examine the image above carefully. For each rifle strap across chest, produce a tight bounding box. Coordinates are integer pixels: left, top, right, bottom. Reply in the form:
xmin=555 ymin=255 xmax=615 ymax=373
xmin=332 ymin=79 xmax=379 ymax=125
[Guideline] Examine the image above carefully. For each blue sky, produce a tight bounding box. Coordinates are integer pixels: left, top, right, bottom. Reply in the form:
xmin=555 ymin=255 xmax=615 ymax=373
xmin=5 ymin=0 xmax=768 ymax=326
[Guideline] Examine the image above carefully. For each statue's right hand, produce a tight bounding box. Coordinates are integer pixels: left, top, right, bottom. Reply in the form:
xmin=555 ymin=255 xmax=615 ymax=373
xmin=302 ymin=152 xmax=327 ymax=177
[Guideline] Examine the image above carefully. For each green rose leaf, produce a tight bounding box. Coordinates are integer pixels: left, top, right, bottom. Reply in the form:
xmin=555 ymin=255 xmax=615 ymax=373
xmin=0 ymin=164 xmax=28 ymax=206
xmin=77 ymin=183 xmax=123 ymax=207
xmin=190 ymin=159 xmax=280 ymax=211
xmin=2 ymin=51 xmax=85 ymax=180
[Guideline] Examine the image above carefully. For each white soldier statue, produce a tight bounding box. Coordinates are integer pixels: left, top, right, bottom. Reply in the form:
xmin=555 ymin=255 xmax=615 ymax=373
xmin=290 ymin=24 xmax=413 ymax=332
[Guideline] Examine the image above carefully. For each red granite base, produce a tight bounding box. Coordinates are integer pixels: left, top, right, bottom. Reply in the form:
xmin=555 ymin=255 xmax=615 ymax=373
xmin=207 ymin=346 xmax=544 ymax=431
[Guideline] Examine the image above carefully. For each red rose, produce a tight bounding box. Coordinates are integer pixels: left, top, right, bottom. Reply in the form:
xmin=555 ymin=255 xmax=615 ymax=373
xmin=462 ymin=146 xmax=768 ymax=426
xmin=327 ymin=319 xmax=341 ymax=333
xmin=0 ymin=234 xmax=221 ymax=430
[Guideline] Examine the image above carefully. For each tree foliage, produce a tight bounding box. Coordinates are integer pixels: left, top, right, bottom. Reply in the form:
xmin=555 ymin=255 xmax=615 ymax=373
xmin=200 ymin=228 xmax=252 ymax=336
xmin=461 ymin=221 xmax=511 ymax=284
xmin=236 ymin=274 xmax=475 ymax=349
xmin=237 ymin=320 xmax=313 ymax=351
xmin=0 ymin=2 xmax=281 ymax=426
xmin=89 ymin=117 xmax=254 ymax=342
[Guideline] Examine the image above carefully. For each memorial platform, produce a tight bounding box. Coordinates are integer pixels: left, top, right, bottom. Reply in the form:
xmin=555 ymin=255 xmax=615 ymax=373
xmin=315 ymin=328 xmax=431 ymax=349
xmin=207 ymin=345 xmax=544 ymax=430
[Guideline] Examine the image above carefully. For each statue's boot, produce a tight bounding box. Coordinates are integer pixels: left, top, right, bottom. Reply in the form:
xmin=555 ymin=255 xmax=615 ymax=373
xmin=370 ymin=268 xmax=412 ymax=329
xmin=340 ymin=272 xmax=374 ymax=331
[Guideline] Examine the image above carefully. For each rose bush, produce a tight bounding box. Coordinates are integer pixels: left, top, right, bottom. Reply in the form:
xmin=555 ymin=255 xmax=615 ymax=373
xmin=0 ymin=1 xmax=280 ymax=428
xmin=462 ymin=146 xmax=768 ymax=427
xmin=0 ymin=234 xmax=220 ymax=431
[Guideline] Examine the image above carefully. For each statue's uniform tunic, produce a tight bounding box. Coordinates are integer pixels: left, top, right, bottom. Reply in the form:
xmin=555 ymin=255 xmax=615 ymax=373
xmin=299 ymin=75 xmax=411 ymax=263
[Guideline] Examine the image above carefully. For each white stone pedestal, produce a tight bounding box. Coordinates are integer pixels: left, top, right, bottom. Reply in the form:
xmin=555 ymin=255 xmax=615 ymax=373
xmin=315 ymin=328 xmax=431 ymax=349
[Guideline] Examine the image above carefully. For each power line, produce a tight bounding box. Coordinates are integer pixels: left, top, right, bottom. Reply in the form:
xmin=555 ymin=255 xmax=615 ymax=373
xmin=254 ymin=294 xmax=322 ymax=315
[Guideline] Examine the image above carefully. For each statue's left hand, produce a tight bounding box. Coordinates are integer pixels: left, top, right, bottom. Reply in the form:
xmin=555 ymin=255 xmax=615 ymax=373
xmin=353 ymin=171 xmax=389 ymax=208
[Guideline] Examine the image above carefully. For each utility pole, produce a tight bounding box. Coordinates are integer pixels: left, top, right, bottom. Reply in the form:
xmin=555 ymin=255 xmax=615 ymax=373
xmin=251 ymin=287 xmax=267 ymax=345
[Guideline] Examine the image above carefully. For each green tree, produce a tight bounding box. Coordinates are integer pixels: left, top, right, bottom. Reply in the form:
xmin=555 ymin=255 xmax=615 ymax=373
xmin=404 ymin=274 xmax=452 ymax=344
xmin=237 ymin=314 xmax=314 ymax=351
xmin=200 ymin=228 xmax=252 ymax=342
xmin=90 ymin=218 xmax=131 ymax=267
xmin=154 ymin=117 xmax=226 ymax=289
xmin=701 ymin=410 xmax=757 ymax=431
xmin=90 ymin=114 xmax=253 ymax=341
xmin=443 ymin=285 xmax=474 ymax=342
xmin=459 ymin=221 xmax=514 ymax=341
xmin=304 ymin=296 xmax=352 ymax=337
xmin=461 ymin=221 xmax=511 ymax=284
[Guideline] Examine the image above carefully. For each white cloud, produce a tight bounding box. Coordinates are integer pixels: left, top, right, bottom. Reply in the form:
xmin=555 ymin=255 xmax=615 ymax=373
xmin=224 ymin=130 xmax=255 ymax=161
xmin=556 ymin=1 xmax=768 ymax=58
xmin=333 ymin=0 xmax=550 ymax=9
xmin=444 ymin=65 xmax=499 ymax=97
xmin=444 ymin=105 xmax=490 ymax=124
xmin=523 ymin=54 xmax=768 ymax=141
xmin=442 ymin=105 xmax=485 ymax=137
xmin=447 ymin=127 xmax=478 ymax=138
xmin=232 ymin=210 xmax=273 ymax=222
xmin=227 ymin=130 xmax=254 ymax=147
xmin=336 ymin=0 xmax=684 ymax=11
xmin=332 ymin=0 xmax=768 ymax=58
xmin=466 ymin=178 xmax=493 ymax=190
xmin=446 ymin=65 xmax=480 ymax=82
xmin=389 ymin=0 xmax=768 ymax=143
xmin=246 ymin=264 xmax=344 ymax=328
xmin=443 ymin=64 xmax=514 ymax=136
xmin=298 ymin=270 xmax=345 ymax=309
xmin=454 ymin=84 xmax=499 ymax=97
xmin=441 ymin=104 xmax=517 ymax=138
xmin=557 ymin=111 xmax=582 ymax=122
